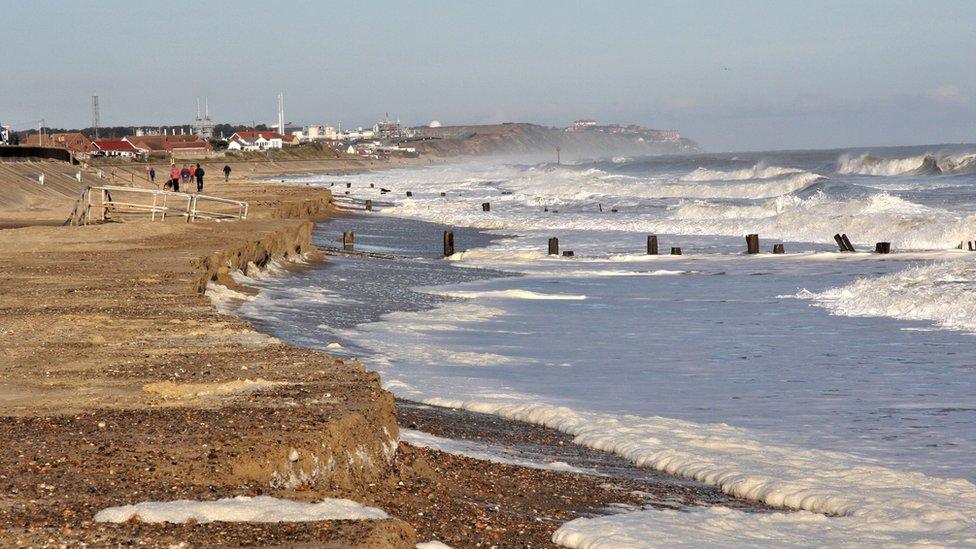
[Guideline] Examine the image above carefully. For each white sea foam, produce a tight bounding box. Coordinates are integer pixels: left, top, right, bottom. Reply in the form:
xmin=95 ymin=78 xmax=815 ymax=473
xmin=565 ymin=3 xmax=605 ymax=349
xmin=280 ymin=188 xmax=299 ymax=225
xmin=794 ymin=259 xmax=976 ymax=334
xmin=431 ymin=289 xmax=586 ymax=300
xmin=94 ymin=495 xmax=388 ymax=523
xmin=397 ymin=397 xmax=976 ymax=547
xmin=400 ymin=428 xmax=589 ymax=473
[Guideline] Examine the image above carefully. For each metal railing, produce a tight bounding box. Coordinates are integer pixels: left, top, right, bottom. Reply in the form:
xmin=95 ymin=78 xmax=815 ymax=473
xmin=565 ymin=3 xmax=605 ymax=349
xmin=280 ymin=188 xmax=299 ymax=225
xmin=65 ymin=185 xmax=248 ymax=226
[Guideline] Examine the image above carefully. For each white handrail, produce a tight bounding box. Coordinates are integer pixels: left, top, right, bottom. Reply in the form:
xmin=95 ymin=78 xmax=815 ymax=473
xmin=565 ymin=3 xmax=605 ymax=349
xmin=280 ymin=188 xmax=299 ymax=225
xmin=77 ymin=185 xmax=248 ymax=225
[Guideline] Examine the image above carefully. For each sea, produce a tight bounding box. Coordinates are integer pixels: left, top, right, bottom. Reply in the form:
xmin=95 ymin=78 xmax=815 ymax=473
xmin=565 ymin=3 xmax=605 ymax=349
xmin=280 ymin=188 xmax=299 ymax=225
xmin=226 ymin=145 xmax=976 ymax=546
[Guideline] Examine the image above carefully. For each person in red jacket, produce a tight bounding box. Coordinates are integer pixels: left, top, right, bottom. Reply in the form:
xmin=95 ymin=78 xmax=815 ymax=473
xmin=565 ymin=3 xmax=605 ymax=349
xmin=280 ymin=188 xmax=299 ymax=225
xmin=169 ymin=164 xmax=181 ymax=192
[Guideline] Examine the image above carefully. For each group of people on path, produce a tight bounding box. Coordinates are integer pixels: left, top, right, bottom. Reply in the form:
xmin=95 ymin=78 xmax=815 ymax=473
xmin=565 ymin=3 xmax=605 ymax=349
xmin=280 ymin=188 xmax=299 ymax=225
xmin=146 ymin=163 xmax=232 ymax=193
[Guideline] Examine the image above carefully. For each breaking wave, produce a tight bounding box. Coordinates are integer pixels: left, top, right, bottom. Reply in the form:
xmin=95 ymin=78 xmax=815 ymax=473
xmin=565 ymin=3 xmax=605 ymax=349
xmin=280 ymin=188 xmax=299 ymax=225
xmin=680 ymin=163 xmax=805 ymax=181
xmin=794 ymin=259 xmax=976 ymax=334
xmin=837 ymin=152 xmax=976 ymax=176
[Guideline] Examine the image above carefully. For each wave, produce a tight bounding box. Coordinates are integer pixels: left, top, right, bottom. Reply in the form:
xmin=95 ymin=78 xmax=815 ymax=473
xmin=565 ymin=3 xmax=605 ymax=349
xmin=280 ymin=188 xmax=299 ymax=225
xmin=498 ymin=164 xmax=826 ymax=201
xmin=667 ymin=192 xmax=976 ymax=249
xmin=837 ymin=152 xmax=976 ymax=176
xmin=679 ymin=163 xmax=805 ymax=182
xmin=793 ymin=259 xmax=976 ymax=334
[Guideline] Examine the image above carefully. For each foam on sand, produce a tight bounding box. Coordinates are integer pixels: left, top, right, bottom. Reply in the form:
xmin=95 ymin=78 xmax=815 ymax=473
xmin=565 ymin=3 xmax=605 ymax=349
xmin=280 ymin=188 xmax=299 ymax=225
xmin=793 ymin=259 xmax=976 ymax=334
xmin=403 ymin=398 xmax=976 ymax=546
xmin=94 ymin=495 xmax=388 ymax=523
xmin=401 ymin=428 xmax=589 ymax=473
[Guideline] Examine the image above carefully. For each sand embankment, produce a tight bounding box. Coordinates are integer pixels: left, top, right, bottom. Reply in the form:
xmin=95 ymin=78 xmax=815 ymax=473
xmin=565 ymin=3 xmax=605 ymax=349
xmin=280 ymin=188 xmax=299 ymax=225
xmin=0 ymin=178 xmax=420 ymax=546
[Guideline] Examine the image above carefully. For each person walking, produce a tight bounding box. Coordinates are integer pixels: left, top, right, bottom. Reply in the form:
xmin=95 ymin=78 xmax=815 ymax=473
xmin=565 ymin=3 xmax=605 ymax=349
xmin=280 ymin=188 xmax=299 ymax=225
xmin=194 ymin=163 xmax=205 ymax=192
xmin=148 ymin=166 xmax=156 ymax=186
xmin=180 ymin=164 xmax=191 ymax=192
xmin=223 ymin=164 xmax=232 ymax=182
xmin=169 ymin=164 xmax=181 ymax=192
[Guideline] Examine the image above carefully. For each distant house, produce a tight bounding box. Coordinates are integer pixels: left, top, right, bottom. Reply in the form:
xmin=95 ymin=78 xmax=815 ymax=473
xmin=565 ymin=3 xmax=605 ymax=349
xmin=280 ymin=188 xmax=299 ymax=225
xmin=570 ymin=119 xmax=597 ymax=131
xmin=21 ymin=132 xmax=97 ymax=155
xmin=93 ymin=139 xmax=142 ymax=158
xmin=280 ymin=134 xmax=301 ymax=146
xmin=124 ymin=135 xmax=213 ymax=157
xmin=227 ymin=131 xmax=286 ymax=151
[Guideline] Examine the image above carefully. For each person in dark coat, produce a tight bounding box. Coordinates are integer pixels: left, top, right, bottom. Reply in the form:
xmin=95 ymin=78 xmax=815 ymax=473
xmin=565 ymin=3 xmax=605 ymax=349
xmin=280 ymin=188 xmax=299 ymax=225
xmin=223 ymin=164 xmax=232 ymax=182
xmin=195 ymin=164 xmax=205 ymax=192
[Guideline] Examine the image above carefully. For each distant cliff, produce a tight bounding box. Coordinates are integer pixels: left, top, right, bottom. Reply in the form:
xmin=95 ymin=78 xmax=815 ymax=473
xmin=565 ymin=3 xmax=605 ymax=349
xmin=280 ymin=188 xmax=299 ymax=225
xmin=410 ymin=123 xmax=701 ymax=159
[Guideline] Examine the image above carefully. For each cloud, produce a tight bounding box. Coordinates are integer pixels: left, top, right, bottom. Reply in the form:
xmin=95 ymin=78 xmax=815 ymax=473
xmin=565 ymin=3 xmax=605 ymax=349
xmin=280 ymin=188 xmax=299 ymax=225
xmin=926 ymin=85 xmax=969 ymax=105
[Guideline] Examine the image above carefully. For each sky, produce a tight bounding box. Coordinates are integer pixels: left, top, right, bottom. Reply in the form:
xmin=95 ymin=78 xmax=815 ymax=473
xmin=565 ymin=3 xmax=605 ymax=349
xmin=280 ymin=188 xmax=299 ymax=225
xmin=2 ymin=0 xmax=974 ymax=151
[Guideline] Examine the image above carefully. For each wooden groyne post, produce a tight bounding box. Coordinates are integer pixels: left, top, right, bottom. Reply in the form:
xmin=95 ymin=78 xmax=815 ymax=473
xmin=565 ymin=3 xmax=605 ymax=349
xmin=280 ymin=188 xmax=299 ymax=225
xmin=365 ymin=200 xmax=372 ymax=212
xmin=647 ymin=235 xmax=658 ymax=255
xmin=342 ymin=230 xmax=354 ymax=251
xmin=773 ymin=244 xmax=785 ymax=254
xmin=671 ymin=247 xmax=682 ymax=255
xmin=746 ymin=234 xmax=760 ymax=254
xmin=548 ymin=238 xmax=559 ymax=255
xmin=443 ymin=231 xmax=455 ymax=257
xmin=875 ymin=242 xmax=891 ymax=254
xmin=482 ymin=202 xmax=491 ymax=212
xmin=834 ymin=233 xmax=856 ymax=252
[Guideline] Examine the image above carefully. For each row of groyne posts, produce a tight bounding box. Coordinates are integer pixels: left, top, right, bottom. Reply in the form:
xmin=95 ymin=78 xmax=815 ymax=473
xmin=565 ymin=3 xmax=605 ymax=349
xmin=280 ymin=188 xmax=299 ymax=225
xmin=340 ymin=190 xmax=897 ymax=256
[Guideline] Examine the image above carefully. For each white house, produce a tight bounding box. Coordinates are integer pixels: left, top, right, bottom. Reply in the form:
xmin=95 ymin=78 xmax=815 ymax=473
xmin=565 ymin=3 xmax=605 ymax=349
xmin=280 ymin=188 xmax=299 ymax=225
xmin=227 ymin=131 xmax=285 ymax=151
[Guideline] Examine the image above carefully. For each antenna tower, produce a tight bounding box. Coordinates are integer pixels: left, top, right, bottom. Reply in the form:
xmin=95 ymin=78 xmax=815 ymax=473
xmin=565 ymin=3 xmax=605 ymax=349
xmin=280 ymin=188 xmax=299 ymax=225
xmin=91 ymin=95 xmax=100 ymax=139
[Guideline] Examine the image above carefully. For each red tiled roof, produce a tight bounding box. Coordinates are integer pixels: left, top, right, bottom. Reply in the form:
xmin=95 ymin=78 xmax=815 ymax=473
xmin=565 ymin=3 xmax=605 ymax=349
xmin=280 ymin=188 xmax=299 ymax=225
xmin=94 ymin=139 xmax=140 ymax=152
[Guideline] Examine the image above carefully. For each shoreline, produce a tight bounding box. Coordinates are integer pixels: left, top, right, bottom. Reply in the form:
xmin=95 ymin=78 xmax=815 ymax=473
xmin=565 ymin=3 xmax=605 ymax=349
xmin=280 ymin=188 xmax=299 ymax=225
xmin=215 ymin=200 xmax=771 ymax=545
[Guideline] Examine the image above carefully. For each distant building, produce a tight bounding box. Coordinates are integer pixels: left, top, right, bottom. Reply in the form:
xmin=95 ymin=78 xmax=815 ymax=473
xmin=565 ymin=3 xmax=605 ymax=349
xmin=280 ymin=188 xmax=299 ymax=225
xmin=428 ymin=120 xmax=442 ymax=128
xmin=226 ymin=131 xmax=286 ymax=151
xmin=93 ymin=139 xmax=142 ymax=158
xmin=570 ymin=119 xmax=597 ymax=131
xmin=21 ymin=132 xmax=97 ymax=154
xmin=374 ymin=115 xmax=403 ymax=139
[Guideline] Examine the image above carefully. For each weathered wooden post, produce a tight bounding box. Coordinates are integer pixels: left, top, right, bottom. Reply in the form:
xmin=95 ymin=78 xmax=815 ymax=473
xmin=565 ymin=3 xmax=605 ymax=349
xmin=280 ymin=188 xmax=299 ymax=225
xmin=406 ymin=191 xmax=413 ymax=197
xmin=671 ymin=247 xmax=682 ymax=255
xmin=875 ymin=242 xmax=891 ymax=254
xmin=841 ymin=234 xmax=855 ymax=252
xmin=482 ymin=202 xmax=491 ymax=212
xmin=443 ymin=231 xmax=455 ymax=257
xmin=562 ymin=251 xmax=574 ymax=257
xmin=548 ymin=238 xmax=559 ymax=255
xmin=370 ymin=183 xmax=374 ymax=188
xmin=342 ymin=231 xmax=354 ymax=251
xmin=834 ymin=234 xmax=855 ymax=252
xmin=746 ymin=234 xmax=760 ymax=254
xmin=346 ymin=182 xmax=351 ymax=188
xmin=440 ymin=192 xmax=446 ymax=197
xmin=365 ymin=200 xmax=372 ymax=212
xmin=969 ymin=241 xmax=975 ymax=251
xmin=647 ymin=235 xmax=659 ymax=255
xmin=773 ymin=244 xmax=785 ymax=254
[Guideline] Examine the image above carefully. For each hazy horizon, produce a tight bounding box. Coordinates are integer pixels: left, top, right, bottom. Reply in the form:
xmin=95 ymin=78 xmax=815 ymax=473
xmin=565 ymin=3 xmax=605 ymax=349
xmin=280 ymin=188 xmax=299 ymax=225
xmin=3 ymin=1 xmax=974 ymax=152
